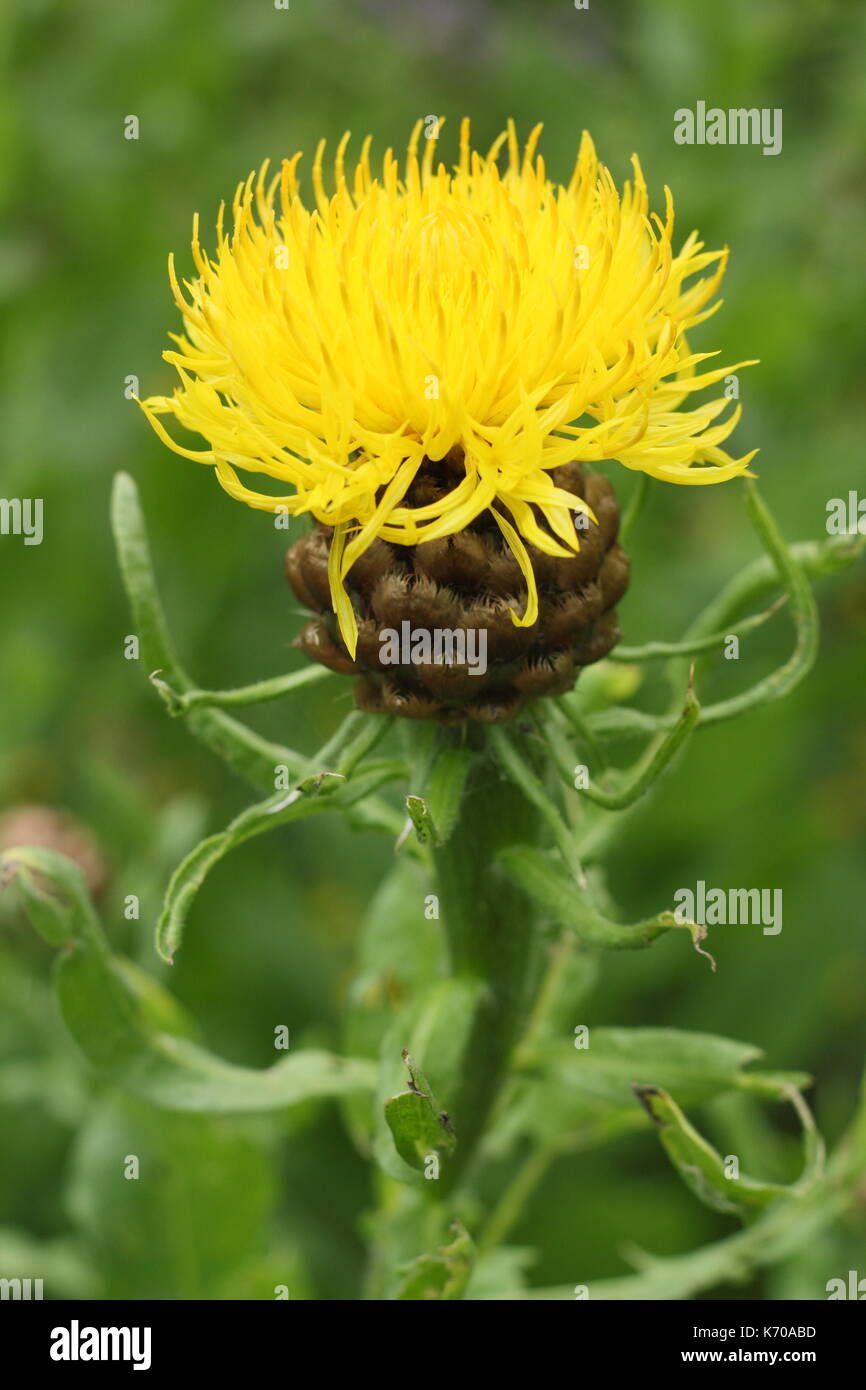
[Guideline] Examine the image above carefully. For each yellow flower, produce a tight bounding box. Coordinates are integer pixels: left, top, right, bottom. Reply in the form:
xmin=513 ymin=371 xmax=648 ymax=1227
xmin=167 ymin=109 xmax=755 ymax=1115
xmin=141 ymin=119 xmax=756 ymax=656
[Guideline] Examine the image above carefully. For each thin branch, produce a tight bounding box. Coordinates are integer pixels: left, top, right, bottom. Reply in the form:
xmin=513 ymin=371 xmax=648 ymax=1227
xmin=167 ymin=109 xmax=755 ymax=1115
xmin=609 ymin=596 xmax=785 ymax=662
xmin=152 ymin=664 xmax=333 ymax=714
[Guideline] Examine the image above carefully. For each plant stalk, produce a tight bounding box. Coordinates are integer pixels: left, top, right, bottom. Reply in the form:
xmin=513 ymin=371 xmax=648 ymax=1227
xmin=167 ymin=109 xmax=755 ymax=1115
xmin=432 ymin=742 xmax=544 ymax=1190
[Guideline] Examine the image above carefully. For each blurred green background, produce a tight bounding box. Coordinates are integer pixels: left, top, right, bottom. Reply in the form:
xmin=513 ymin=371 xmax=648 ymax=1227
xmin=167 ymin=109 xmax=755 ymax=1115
xmin=1 ymin=0 xmax=864 ymax=1299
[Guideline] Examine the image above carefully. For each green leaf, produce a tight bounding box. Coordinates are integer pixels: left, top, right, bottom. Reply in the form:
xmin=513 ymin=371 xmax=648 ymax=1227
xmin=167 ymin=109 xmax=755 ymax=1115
xmin=687 ymin=478 xmax=819 ymax=725
xmin=635 ymin=1085 xmax=792 ymax=1216
xmin=517 ymin=1180 xmax=844 ymax=1301
xmin=609 ymin=598 xmax=785 ymax=662
xmin=65 ymin=1097 xmax=279 ymax=1298
xmin=373 ymin=975 xmax=484 ymax=1183
xmin=573 ymin=674 xmax=700 ymax=810
xmin=499 ymin=844 xmax=713 ymax=962
xmin=0 ymin=846 xmax=102 ymax=950
xmin=393 ymin=1221 xmax=475 ymax=1300
xmin=422 ymin=746 xmax=475 ymax=845
xmin=158 ymin=664 xmax=332 ymax=714
xmin=156 ymin=757 xmax=399 ymax=962
xmin=350 ymin=860 xmax=443 ymax=989
xmin=384 ymin=1050 xmax=456 ymax=1175
xmin=404 ymin=793 xmax=438 ymax=845
xmin=4 ymin=867 xmax=72 ymax=946
xmin=491 ymin=1028 xmax=802 ymax=1156
xmin=111 ymin=471 xmax=309 ymax=789
xmin=0 ymin=1229 xmax=98 ymax=1299
xmin=56 ymin=945 xmax=375 ymax=1113
xmin=343 ymin=860 xmax=443 ymax=1150
xmin=588 ymin=483 xmax=833 ymax=742
xmin=385 ymin=1092 xmax=454 ymax=1172
xmin=464 ymin=1246 xmax=536 ymax=1301
xmin=112 ymin=472 xmax=406 ymax=852
xmin=5 ymin=845 xmax=376 ymax=1115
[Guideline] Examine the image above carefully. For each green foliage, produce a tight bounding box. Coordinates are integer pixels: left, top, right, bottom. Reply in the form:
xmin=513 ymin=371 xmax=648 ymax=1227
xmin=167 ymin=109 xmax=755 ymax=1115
xmin=2 ymin=0 xmax=866 ymax=1302
xmin=374 ymin=984 xmax=481 ymax=1185
xmin=634 ymin=1084 xmax=819 ymax=1217
xmin=7 ymin=452 xmax=865 ymax=1297
xmin=384 ymin=1051 xmax=457 ymax=1176
xmin=65 ymin=1096 xmax=310 ymax=1301
xmin=489 ymin=1027 xmax=810 ymax=1156
xmin=2 ymin=849 xmax=376 ymax=1117
xmin=394 ymin=1222 xmax=475 ymax=1300
xmin=418 ymin=746 xmax=476 ymax=845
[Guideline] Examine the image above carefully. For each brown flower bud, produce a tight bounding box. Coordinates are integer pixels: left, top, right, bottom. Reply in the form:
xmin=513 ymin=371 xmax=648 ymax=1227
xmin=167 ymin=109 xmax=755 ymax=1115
xmin=286 ymin=461 xmax=629 ymax=722
xmin=0 ymin=805 xmax=108 ymax=899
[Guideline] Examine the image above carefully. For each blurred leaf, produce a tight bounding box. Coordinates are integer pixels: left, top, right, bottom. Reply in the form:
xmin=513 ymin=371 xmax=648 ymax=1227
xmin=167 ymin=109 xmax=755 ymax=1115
xmin=373 ymin=977 xmax=483 ymax=1183
xmin=113 ymin=957 xmax=200 ymax=1042
xmin=635 ymin=1085 xmax=796 ymax=1217
xmin=56 ymin=945 xmax=375 ymax=1113
xmin=0 ymin=1228 xmax=97 ymax=1299
xmin=5 ymin=864 xmax=72 ymax=946
xmin=1 ymin=846 xmax=102 ymax=950
xmin=404 ymin=793 xmax=437 ymax=846
xmin=5 ymin=845 xmax=377 ymax=1115
xmin=682 ymin=479 xmax=821 ymax=726
xmin=519 ymin=1182 xmax=846 ymax=1302
xmin=384 ymin=1050 xmax=456 ymax=1175
xmin=385 ymin=1090 xmax=454 ymax=1172
xmin=393 ymin=1221 xmax=474 ymax=1300
xmin=464 ymin=1245 xmax=536 ymax=1301
xmin=65 ymin=1097 xmax=278 ymax=1299
xmin=214 ymin=1247 xmax=314 ymax=1301
xmin=491 ymin=1028 xmax=808 ymax=1155
xmin=343 ymin=859 xmax=442 ymax=1149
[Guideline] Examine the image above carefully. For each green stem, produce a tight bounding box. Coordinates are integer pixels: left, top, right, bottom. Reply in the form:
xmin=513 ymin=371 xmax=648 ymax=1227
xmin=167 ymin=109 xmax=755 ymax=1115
xmin=488 ymin=725 xmax=585 ymax=886
xmin=588 ymin=519 xmax=858 ymax=743
xmin=480 ymin=1143 xmax=557 ymax=1253
xmin=609 ymin=597 xmax=784 ymax=662
xmin=431 ymin=747 xmax=544 ymax=1190
xmin=156 ymin=664 xmax=333 ymax=713
xmin=551 ymin=698 xmax=609 ymax=771
xmin=515 ymin=930 xmax=579 ymax=1065
xmin=574 ymin=675 xmax=699 ymax=810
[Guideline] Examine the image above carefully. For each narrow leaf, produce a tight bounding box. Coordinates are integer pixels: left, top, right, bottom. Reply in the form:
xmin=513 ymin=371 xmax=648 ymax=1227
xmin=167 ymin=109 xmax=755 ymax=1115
xmin=499 ymin=843 xmax=713 ymax=963
xmin=635 ymin=1085 xmax=790 ymax=1216
xmin=394 ymin=1222 xmax=475 ymax=1300
xmin=422 ymin=746 xmax=474 ymax=845
xmin=7 ymin=846 xmax=376 ymax=1115
xmin=384 ymin=1050 xmax=456 ymax=1173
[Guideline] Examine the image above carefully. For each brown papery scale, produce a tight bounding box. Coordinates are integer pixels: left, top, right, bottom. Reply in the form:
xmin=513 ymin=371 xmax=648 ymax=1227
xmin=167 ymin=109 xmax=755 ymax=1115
xmin=285 ymin=458 xmax=629 ymax=723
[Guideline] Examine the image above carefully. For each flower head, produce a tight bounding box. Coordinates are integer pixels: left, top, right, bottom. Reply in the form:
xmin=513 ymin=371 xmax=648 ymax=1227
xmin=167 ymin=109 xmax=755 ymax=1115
xmin=141 ymin=119 xmax=755 ymax=655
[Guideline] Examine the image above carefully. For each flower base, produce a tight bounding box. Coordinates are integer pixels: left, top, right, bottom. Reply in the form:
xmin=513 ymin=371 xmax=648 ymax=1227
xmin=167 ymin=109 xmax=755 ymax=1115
xmin=285 ymin=462 xmax=630 ymax=722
